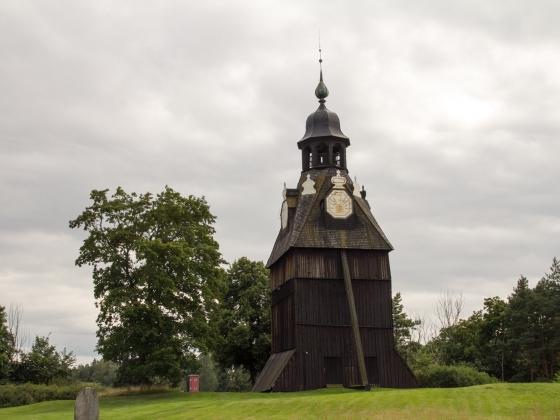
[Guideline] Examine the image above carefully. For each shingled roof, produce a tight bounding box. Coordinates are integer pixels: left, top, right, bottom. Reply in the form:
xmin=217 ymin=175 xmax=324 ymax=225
xmin=266 ymin=168 xmax=393 ymax=268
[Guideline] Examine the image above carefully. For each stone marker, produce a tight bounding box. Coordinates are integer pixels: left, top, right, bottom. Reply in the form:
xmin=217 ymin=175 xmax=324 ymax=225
xmin=74 ymin=387 xmax=99 ymax=420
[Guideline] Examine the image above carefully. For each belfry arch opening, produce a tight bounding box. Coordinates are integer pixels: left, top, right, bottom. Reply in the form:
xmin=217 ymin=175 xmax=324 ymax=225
xmin=317 ymin=144 xmax=328 ymax=166
xmin=333 ymin=144 xmax=343 ymax=168
xmin=303 ymin=146 xmax=312 ymax=170
xmin=301 ymin=142 xmax=348 ymax=171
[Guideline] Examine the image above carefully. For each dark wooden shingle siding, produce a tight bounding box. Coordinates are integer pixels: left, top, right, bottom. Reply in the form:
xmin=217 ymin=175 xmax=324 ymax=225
xmin=271 ymin=249 xmax=391 ymax=289
xmin=294 ymin=278 xmax=391 ymax=328
xmin=271 ymin=292 xmax=295 ymax=353
xmin=265 ymin=252 xmax=416 ymax=390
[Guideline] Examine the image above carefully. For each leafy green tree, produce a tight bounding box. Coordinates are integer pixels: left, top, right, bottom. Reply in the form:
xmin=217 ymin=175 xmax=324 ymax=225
xmin=434 ymin=311 xmax=484 ymax=369
xmin=392 ymin=292 xmax=421 ymax=363
xmin=528 ymin=281 xmax=554 ymax=380
xmin=433 ymin=299 xmax=503 ymax=376
xmin=429 ymin=298 xmax=510 ymax=380
xmin=213 ymin=258 xmax=270 ymax=383
xmin=478 ymin=297 xmax=510 ymax=380
xmin=16 ymin=335 xmax=75 ymax=384
xmin=503 ymin=264 xmax=560 ymax=381
xmin=72 ymin=359 xmax=118 ymax=386
xmin=0 ymin=306 xmax=15 ymax=383
xmin=530 ymin=258 xmax=560 ymax=380
xmin=543 ymin=257 xmax=560 ymax=378
xmin=69 ymin=187 xmax=223 ymax=385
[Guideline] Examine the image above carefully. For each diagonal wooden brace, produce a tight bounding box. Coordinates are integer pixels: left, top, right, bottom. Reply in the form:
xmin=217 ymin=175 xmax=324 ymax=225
xmin=341 ymin=250 xmax=369 ymax=387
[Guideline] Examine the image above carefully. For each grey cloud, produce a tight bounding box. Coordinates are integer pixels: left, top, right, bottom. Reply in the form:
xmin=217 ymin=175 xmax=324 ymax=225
xmin=1 ymin=0 xmax=559 ymax=360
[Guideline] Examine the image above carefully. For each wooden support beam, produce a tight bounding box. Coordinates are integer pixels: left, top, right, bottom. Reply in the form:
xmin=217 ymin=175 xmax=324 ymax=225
xmin=340 ymin=250 xmax=369 ymax=387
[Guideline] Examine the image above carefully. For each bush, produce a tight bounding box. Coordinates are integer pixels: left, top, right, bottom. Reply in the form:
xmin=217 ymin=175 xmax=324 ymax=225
xmin=216 ymin=366 xmax=252 ymax=392
xmin=0 ymin=383 xmax=86 ymax=408
xmin=415 ymin=364 xmax=497 ymax=388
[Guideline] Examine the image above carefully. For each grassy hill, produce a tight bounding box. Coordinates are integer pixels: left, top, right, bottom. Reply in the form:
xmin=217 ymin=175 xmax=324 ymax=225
xmin=0 ymin=383 xmax=558 ymax=419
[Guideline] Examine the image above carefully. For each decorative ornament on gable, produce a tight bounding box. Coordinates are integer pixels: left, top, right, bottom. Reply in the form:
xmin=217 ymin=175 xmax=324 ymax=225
xmin=331 ymin=170 xmax=346 ymax=189
xmin=301 ymin=174 xmax=316 ymax=195
xmin=326 ymin=170 xmax=352 ymax=219
xmin=281 ymin=182 xmax=288 ymax=229
xmin=353 ymin=177 xmax=362 ymax=197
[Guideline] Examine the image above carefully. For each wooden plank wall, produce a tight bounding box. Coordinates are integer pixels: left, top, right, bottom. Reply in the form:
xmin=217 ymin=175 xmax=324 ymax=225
xmin=292 ymin=324 xmax=416 ymax=389
xmin=360 ymin=329 xmax=417 ymax=388
xmin=295 ymin=325 xmax=360 ymax=388
xmin=271 ymin=293 xmax=295 ymax=353
xmin=296 ymin=278 xmax=392 ymax=328
xmin=269 ymin=248 xmax=417 ymax=390
xmin=270 ymin=249 xmax=391 ymax=289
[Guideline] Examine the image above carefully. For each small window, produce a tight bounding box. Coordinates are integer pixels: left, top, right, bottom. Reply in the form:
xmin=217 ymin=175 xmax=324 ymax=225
xmin=333 ymin=145 xmax=342 ymax=167
xmin=318 ymin=144 xmax=328 ymax=165
xmin=303 ymin=147 xmax=312 ymax=170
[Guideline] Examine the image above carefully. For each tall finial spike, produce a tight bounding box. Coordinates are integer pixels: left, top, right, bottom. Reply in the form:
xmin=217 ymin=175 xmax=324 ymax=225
xmin=318 ymin=30 xmax=323 ymax=81
xmin=314 ymin=32 xmax=329 ymax=103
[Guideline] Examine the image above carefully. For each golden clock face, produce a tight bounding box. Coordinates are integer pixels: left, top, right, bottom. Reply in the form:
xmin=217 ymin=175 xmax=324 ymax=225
xmin=326 ymin=190 xmax=352 ymax=219
xmin=281 ymin=200 xmax=288 ymax=229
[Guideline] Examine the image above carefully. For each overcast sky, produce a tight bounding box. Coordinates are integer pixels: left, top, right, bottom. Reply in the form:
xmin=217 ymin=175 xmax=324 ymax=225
xmin=1 ymin=0 xmax=559 ymax=363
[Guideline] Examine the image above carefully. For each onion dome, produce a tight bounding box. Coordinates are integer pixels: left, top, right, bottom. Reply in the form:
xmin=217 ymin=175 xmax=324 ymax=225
xmin=300 ymin=69 xmax=349 ymax=142
xmin=301 ymin=104 xmax=348 ymax=141
xmin=315 ymin=70 xmax=329 ymax=102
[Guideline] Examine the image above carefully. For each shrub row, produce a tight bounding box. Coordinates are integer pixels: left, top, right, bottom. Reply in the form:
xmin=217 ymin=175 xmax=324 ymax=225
xmin=0 ymin=383 xmax=87 ymax=408
xmin=415 ymin=364 xmax=497 ymax=388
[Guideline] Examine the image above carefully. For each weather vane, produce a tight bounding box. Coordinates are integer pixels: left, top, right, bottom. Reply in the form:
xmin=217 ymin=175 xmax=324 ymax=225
xmin=318 ymin=30 xmax=323 ymax=73
xmin=315 ymin=29 xmax=328 ymax=101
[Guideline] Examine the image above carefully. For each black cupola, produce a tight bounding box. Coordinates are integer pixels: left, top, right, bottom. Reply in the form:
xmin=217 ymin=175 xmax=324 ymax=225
xmin=298 ymin=63 xmax=350 ymax=172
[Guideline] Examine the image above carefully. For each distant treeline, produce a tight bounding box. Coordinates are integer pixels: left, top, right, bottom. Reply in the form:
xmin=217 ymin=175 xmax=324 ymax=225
xmin=395 ymin=257 xmax=560 ymax=383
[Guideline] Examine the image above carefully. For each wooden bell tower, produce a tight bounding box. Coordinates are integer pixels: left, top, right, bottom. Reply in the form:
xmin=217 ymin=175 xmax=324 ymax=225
xmin=253 ymin=58 xmax=417 ymax=391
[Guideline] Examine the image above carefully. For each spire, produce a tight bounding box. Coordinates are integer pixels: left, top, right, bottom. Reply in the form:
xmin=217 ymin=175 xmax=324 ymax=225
xmin=299 ymin=43 xmax=349 ymax=145
xmin=315 ymin=44 xmax=329 ymax=103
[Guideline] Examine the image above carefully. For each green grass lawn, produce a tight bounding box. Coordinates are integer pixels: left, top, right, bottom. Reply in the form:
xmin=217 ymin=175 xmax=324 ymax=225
xmin=1 ymin=383 xmax=559 ymax=419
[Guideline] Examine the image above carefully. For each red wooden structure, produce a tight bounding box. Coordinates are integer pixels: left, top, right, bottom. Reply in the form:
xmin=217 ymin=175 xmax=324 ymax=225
xmin=188 ymin=374 xmax=200 ymax=393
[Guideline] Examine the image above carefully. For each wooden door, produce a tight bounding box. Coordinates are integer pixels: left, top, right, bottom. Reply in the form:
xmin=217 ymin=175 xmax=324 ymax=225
xmin=365 ymin=357 xmax=379 ymax=385
xmin=324 ymin=357 xmax=343 ymax=385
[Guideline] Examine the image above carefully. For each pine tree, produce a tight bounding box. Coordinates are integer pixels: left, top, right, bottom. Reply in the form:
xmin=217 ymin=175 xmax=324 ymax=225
xmin=508 ymin=276 xmax=539 ymax=381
